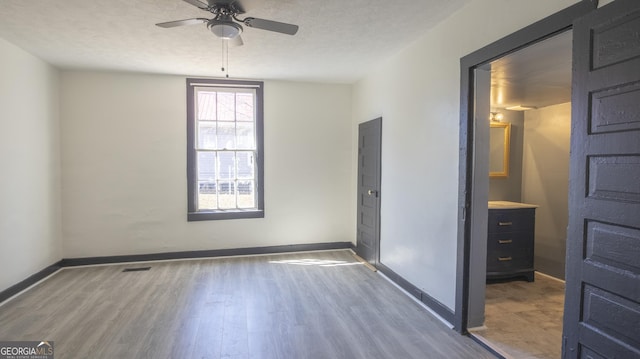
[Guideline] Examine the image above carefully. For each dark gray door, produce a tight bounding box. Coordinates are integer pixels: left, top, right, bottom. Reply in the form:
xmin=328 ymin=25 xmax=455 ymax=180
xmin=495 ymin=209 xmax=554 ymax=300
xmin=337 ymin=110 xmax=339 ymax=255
xmin=563 ymin=1 xmax=640 ymax=358
xmin=356 ymin=118 xmax=382 ymax=266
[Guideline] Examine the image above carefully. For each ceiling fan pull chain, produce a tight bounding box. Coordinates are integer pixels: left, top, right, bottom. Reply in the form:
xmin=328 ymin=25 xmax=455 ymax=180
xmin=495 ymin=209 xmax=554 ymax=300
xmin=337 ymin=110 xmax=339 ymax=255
xmin=226 ymin=40 xmax=230 ymax=78
xmin=221 ymin=40 xmax=225 ymax=72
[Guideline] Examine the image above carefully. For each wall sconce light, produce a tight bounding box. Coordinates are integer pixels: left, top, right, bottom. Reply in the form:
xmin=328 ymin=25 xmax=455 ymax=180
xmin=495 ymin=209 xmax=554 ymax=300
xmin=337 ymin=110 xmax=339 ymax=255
xmin=489 ymin=112 xmax=504 ymax=122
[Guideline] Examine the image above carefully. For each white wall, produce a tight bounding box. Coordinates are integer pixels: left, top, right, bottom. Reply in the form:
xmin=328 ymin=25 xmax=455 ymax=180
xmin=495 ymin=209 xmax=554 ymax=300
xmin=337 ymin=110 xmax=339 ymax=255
xmin=351 ymin=0 xmax=584 ymax=310
xmin=0 ymin=38 xmax=61 ymax=292
xmin=60 ymin=71 xmax=353 ymax=258
xmin=522 ymin=103 xmax=571 ymax=279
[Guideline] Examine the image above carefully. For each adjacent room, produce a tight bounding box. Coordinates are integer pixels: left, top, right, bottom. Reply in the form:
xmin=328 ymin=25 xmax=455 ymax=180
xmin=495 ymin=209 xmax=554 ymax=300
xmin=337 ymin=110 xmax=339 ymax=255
xmin=469 ymin=30 xmax=573 ymax=359
xmin=2 ymin=0 xmax=638 ymax=358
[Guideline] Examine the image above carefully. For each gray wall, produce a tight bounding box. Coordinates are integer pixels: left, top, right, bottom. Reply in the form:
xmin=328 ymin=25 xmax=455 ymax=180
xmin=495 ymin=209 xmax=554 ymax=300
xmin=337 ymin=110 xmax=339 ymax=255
xmin=489 ymin=110 xmax=524 ymax=202
xmin=522 ymin=103 xmax=571 ymax=279
xmin=487 ymin=104 xmax=570 ymax=280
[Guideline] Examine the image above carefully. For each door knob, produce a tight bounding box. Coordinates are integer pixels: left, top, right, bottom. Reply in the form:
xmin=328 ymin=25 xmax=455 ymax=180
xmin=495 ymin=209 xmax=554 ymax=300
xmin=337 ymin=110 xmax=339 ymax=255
xmin=368 ymin=189 xmax=378 ymax=196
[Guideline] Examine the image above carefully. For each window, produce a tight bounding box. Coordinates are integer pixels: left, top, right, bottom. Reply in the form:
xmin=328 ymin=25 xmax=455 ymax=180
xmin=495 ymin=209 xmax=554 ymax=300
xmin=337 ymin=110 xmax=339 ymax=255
xmin=186 ymin=79 xmax=264 ymax=221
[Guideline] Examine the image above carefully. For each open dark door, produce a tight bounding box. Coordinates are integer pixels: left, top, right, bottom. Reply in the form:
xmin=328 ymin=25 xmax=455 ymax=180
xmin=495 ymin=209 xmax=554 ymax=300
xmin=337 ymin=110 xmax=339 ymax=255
xmin=356 ymin=118 xmax=381 ymax=266
xmin=563 ymin=0 xmax=640 ymax=358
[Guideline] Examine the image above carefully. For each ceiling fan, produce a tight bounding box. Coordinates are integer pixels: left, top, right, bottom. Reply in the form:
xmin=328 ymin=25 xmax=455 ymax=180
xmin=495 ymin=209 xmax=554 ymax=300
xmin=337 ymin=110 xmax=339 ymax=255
xmin=156 ymin=0 xmax=299 ymax=46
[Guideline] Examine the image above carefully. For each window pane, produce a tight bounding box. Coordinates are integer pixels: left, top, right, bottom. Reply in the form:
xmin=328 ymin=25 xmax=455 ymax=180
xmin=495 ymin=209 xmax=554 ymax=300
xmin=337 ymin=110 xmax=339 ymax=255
xmin=197 ymin=91 xmax=217 ymax=121
xmin=236 ymin=151 xmax=255 ymax=180
xmin=198 ymin=181 xmax=218 ymax=210
xmin=197 ymin=152 xmax=218 ymax=210
xmin=217 ymin=181 xmax=236 ymax=209
xmin=217 ymin=152 xmax=236 ymax=180
xmin=217 ymin=122 xmax=236 ymax=149
xmin=197 ymin=152 xmax=217 ymax=182
xmin=217 ymin=92 xmax=235 ymax=122
xmin=236 ymin=93 xmax=254 ymax=122
xmin=237 ymin=180 xmax=255 ymax=209
xmin=197 ymin=122 xmax=217 ymax=149
xmin=236 ymin=122 xmax=255 ymax=150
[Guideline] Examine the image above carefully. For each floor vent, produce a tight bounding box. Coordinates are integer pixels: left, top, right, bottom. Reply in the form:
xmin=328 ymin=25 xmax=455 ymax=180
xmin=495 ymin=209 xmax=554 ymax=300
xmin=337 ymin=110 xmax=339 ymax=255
xmin=122 ymin=267 xmax=151 ymax=272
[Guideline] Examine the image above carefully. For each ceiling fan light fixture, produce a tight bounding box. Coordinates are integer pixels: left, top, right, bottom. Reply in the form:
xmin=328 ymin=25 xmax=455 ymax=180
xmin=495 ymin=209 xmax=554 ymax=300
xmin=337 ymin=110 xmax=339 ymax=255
xmin=209 ymin=22 xmax=243 ymax=39
xmin=156 ymin=0 xmax=300 ymax=44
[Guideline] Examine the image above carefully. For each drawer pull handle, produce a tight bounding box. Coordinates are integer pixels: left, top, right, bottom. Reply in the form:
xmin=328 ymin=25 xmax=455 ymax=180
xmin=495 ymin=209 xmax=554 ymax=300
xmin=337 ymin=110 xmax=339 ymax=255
xmin=498 ymin=222 xmax=513 ymax=226
xmin=498 ymin=256 xmax=513 ymax=262
xmin=498 ymin=240 xmax=513 ymax=244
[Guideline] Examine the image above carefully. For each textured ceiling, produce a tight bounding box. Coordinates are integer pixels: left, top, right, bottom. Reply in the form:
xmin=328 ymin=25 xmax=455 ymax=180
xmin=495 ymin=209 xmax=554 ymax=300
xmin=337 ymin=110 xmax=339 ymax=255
xmin=0 ymin=0 xmax=469 ymax=83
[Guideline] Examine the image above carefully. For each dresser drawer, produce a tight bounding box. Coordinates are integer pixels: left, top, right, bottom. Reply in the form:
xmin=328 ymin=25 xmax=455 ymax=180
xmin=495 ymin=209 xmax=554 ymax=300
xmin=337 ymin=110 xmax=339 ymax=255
xmin=486 ymin=206 xmax=536 ymax=281
xmin=487 ymin=232 xmax=533 ymax=251
xmin=488 ymin=208 xmax=535 ymax=234
xmin=486 ymin=248 xmax=533 ymax=272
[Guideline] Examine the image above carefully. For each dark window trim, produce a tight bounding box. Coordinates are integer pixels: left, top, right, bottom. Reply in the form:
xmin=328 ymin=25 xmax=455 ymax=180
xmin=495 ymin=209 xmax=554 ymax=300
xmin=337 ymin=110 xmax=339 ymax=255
xmin=186 ymin=78 xmax=265 ymax=221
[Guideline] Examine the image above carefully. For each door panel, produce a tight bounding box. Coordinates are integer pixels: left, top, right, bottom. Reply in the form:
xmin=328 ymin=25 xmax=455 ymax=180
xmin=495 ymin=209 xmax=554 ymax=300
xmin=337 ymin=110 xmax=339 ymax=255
xmin=564 ymin=0 xmax=640 ymax=358
xmin=356 ymin=118 xmax=381 ymax=265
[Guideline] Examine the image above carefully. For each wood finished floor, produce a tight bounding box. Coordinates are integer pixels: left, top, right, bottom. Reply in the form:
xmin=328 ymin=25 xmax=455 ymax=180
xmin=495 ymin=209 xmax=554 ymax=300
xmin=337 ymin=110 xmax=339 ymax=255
xmin=471 ymin=273 xmax=565 ymax=359
xmin=0 ymin=250 xmax=493 ymax=359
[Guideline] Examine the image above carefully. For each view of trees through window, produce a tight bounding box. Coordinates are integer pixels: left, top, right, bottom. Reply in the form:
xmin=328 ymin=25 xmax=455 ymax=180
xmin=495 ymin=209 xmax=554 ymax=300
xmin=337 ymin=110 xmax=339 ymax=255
xmin=195 ymin=87 xmax=257 ymax=210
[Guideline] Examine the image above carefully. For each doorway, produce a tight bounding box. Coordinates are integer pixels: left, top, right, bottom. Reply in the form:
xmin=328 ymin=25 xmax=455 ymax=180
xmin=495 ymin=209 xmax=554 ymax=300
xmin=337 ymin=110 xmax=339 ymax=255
xmin=457 ymin=1 xmax=640 ymax=358
xmin=355 ymin=117 xmax=382 ymax=266
xmin=469 ymin=30 xmax=573 ymax=358
xmin=455 ymin=3 xmax=596 ymax=337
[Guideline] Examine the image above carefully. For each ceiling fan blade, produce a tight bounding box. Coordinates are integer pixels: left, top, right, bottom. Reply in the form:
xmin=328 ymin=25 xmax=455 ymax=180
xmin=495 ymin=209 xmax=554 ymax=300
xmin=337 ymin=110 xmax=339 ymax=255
xmin=243 ymin=17 xmax=299 ymax=35
xmin=156 ymin=18 xmax=208 ymax=28
xmin=229 ymin=35 xmax=244 ymax=47
xmin=183 ymin=0 xmax=209 ymax=10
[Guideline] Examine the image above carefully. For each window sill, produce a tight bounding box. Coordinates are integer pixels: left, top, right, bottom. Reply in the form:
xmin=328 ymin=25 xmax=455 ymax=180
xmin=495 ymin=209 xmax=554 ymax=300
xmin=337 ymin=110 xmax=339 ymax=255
xmin=188 ymin=209 xmax=264 ymax=222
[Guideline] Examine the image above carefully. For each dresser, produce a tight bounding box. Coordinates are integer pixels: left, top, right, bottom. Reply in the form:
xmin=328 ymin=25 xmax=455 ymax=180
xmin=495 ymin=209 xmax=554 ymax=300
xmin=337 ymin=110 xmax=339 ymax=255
xmin=487 ymin=201 xmax=538 ymax=282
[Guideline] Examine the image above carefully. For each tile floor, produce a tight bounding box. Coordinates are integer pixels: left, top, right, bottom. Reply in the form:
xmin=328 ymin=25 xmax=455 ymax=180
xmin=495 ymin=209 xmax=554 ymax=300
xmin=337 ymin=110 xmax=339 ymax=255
xmin=470 ymin=272 xmax=565 ymax=359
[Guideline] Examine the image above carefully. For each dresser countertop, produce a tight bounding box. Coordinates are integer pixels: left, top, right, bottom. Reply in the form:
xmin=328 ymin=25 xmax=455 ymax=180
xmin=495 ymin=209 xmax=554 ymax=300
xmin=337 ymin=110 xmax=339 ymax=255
xmin=488 ymin=201 xmax=539 ymax=209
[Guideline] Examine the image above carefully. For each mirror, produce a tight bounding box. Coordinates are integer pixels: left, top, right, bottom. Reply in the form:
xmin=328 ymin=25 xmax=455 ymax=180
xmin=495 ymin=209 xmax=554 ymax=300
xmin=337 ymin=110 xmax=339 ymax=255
xmin=489 ymin=122 xmax=511 ymax=178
